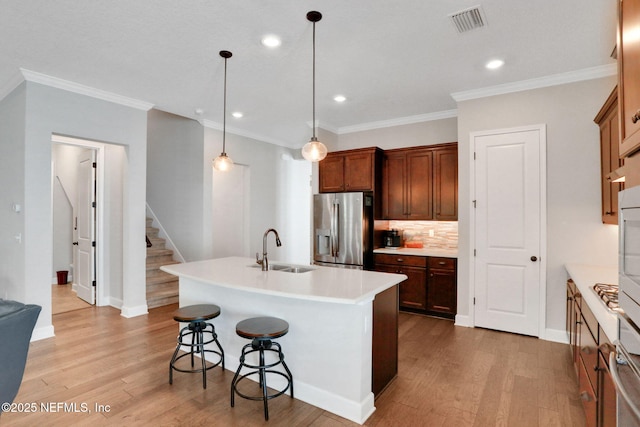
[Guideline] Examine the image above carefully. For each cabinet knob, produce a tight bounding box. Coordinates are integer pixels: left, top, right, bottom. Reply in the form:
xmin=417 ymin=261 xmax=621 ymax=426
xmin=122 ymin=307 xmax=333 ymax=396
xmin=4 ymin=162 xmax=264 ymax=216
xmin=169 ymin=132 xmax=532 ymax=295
xmin=633 ymin=110 xmax=640 ymax=124
xmin=530 ymin=256 xmax=538 ymax=262
xmin=396 ymin=258 xmax=404 ymax=262
xmin=579 ymin=391 xmax=592 ymax=402
xmin=605 ymin=211 xmax=614 ymax=215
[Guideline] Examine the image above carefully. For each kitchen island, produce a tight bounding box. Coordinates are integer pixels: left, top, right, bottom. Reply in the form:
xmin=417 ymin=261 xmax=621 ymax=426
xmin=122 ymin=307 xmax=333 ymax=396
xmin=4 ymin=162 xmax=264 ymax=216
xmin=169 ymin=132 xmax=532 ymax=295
xmin=161 ymin=257 xmax=406 ymax=424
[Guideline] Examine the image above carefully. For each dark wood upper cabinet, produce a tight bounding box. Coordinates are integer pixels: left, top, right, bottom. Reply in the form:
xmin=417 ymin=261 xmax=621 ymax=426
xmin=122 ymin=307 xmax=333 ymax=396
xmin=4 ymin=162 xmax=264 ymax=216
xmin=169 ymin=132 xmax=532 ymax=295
xmin=618 ymin=0 xmax=640 ymax=158
xmin=595 ymin=87 xmax=624 ymax=225
xmin=319 ymin=147 xmax=382 ymax=193
xmin=383 ymin=143 xmax=457 ymax=221
xmin=434 ymin=147 xmax=458 ymax=221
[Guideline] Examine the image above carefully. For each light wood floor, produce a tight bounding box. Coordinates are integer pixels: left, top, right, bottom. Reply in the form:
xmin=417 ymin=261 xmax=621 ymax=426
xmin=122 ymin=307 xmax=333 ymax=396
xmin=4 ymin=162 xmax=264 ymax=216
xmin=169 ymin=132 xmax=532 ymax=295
xmin=3 ymin=305 xmax=586 ymax=426
xmin=51 ymin=284 xmax=92 ymax=315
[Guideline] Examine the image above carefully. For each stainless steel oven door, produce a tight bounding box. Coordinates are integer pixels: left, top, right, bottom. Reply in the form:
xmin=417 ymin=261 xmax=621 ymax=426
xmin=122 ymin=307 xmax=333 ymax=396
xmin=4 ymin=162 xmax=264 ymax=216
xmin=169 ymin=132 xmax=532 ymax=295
xmin=613 ymin=315 xmax=640 ymax=426
xmin=620 ymin=202 xmax=640 ymax=312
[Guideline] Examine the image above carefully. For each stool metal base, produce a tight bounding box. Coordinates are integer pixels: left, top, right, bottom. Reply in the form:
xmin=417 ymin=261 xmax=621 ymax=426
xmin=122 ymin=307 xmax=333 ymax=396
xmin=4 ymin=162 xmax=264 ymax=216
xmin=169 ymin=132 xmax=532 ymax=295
xmin=230 ymin=338 xmax=293 ymax=421
xmin=169 ymin=320 xmax=225 ymax=389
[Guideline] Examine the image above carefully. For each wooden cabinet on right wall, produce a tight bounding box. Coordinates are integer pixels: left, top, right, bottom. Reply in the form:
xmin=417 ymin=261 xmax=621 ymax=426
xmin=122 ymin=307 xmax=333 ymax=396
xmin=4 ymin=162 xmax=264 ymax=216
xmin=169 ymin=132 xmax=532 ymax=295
xmin=618 ymin=0 xmax=640 ymax=158
xmin=594 ymin=87 xmax=624 ymax=224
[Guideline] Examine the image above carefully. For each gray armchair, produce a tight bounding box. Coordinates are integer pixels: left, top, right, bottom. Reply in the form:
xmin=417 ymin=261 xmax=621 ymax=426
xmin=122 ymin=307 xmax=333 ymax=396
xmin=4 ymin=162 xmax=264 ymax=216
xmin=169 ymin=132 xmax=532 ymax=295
xmin=0 ymin=299 xmax=41 ymax=407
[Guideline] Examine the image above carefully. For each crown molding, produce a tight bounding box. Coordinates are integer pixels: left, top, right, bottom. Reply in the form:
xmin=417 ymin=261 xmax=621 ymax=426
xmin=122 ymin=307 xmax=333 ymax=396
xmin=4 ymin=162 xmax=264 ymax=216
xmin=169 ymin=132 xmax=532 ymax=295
xmin=20 ymin=68 xmax=154 ymax=111
xmin=451 ymin=63 xmax=617 ymax=102
xmin=200 ymin=119 xmax=291 ymax=147
xmin=338 ymin=109 xmax=458 ymax=135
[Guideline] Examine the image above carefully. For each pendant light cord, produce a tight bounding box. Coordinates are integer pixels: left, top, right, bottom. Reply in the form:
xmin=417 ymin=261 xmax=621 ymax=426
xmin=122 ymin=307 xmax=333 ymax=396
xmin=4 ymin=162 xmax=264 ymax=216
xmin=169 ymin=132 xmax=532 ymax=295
xmin=312 ymin=20 xmax=317 ymax=140
xmin=222 ymin=56 xmax=227 ymax=154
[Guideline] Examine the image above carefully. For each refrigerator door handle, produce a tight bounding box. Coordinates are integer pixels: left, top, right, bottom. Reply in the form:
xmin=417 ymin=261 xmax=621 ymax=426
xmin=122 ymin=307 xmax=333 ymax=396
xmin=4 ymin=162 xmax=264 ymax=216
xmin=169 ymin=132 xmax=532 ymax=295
xmin=334 ymin=203 xmax=340 ymax=256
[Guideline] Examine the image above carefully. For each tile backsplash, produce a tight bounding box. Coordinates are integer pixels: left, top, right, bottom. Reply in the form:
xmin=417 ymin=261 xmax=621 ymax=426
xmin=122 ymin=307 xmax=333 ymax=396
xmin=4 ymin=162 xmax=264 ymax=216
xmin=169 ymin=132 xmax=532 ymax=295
xmin=387 ymin=220 xmax=458 ymax=250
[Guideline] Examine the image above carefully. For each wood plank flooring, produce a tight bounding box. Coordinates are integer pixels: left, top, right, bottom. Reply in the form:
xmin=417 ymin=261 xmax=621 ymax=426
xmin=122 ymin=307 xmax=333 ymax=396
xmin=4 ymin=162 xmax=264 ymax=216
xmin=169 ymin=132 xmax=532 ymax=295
xmin=51 ymin=284 xmax=92 ymax=315
xmin=2 ymin=305 xmax=586 ymax=426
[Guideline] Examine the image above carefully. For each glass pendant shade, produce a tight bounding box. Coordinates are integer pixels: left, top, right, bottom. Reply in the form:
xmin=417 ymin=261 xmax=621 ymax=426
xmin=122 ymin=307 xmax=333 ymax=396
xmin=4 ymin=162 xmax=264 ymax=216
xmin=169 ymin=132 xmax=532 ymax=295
xmin=213 ymin=50 xmax=233 ymax=171
xmin=301 ymin=137 xmax=327 ymax=162
xmin=213 ymin=152 xmax=233 ymax=171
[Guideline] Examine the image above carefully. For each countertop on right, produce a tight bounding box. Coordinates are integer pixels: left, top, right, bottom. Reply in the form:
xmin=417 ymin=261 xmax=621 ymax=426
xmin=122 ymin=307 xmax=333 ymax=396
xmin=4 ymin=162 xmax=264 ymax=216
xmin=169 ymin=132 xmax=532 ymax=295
xmin=565 ymin=263 xmax=619 ymax=341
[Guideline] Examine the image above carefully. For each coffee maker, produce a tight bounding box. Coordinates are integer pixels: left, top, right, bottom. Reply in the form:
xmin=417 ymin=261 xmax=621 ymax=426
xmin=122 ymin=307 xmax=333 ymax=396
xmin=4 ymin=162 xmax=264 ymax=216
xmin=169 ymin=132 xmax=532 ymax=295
xmin=384 ymin=229 xmax=403 ymax=248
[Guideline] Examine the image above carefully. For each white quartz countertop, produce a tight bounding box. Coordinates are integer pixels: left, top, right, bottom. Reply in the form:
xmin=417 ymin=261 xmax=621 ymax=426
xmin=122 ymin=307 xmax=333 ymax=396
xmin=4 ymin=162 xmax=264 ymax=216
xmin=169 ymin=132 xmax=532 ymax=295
xmin=565 ymin=263 xmax=619 ymax=341
xmin=161 ymin=256 xmax=407 ymax=305
xmin=374 ymin=247 xmax=458 ymax=258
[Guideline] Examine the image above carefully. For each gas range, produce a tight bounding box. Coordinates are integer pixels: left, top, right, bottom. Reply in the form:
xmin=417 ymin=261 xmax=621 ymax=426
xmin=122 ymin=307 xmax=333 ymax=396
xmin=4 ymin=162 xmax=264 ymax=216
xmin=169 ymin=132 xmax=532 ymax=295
xmin=593 ymin=283 xmax=621 ymax=313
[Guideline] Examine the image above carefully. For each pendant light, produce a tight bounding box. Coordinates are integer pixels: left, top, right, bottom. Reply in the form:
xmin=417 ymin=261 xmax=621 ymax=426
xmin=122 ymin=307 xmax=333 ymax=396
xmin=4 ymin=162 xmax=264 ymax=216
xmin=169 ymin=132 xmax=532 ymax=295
xmin=213 ymin=50 xmax=234 ymax=171
xmin=301 ymin=11 xmax=328 ymax=162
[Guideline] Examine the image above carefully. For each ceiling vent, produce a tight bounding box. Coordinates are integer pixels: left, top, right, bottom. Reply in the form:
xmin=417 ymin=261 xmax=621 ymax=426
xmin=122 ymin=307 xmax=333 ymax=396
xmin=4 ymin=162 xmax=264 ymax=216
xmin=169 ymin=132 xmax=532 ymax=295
xmin=448 ymin=5 xmax=486 ymax=33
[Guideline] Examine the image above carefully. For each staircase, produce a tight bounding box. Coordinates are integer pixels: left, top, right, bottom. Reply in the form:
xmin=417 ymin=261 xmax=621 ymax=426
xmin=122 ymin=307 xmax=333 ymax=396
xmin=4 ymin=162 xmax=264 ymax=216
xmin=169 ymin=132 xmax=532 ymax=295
xmin=146 ymin=217 xmax=180 ymax=308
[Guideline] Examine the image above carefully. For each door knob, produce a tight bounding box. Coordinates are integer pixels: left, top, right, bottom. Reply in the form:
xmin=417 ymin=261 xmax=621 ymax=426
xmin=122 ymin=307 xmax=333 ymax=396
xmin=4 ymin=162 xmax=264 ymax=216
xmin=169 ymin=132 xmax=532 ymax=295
xmin=530 ymin=256 xmax=538 ymax=262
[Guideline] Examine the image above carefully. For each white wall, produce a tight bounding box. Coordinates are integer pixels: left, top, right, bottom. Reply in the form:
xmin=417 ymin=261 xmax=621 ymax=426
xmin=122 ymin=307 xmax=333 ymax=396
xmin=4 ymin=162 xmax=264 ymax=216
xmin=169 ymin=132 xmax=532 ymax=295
xmin=52 ymin=144 xmax=77 ymax=279
xmin=147 ymin=109 xmax=310 ymax=265
xmin=203 ymin=127 xmax=304 ymax=263
xmin=0 ymin=83 xmax=26 ymax=301
xmin=457 ymin=76 xmax=619 ymax=334
xmin=16 ymin=81 xmax=148 ymax=337
xmin=147 ymin=110 xmax=205 ymax=261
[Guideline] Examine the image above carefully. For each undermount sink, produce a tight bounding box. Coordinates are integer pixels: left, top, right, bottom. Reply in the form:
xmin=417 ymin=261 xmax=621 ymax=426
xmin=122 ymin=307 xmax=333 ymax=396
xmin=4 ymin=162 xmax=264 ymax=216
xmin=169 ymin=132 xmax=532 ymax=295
xmin=248 ymin=264 xmax=314 ymax=273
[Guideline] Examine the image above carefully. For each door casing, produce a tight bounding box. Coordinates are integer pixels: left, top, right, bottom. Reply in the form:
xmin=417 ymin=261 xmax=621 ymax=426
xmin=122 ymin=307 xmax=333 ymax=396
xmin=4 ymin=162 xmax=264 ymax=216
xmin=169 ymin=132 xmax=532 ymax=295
xmin=468 ymin=124 xmax=547 ymax=338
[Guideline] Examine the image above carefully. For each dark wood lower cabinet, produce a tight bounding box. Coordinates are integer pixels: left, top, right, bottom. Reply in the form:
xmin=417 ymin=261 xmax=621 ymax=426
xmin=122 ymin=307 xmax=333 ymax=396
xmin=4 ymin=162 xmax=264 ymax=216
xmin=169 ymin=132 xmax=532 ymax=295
xmin=374 ymin=253 xmax=456 ymax=319
xmin=372 ymin=285 xmax=398 ymax=396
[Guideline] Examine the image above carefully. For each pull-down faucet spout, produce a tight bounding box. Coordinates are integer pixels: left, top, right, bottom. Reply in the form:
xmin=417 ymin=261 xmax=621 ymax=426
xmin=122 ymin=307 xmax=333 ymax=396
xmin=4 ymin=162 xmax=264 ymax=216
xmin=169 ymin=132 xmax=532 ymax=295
xmin=256 ymin=228 xmax=282 ymax=271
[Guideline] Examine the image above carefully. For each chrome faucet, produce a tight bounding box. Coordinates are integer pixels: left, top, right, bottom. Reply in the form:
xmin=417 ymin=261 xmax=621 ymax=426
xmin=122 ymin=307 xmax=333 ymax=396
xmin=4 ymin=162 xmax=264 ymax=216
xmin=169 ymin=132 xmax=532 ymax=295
xmin=256 ymin=228 xmax=282 ymax=271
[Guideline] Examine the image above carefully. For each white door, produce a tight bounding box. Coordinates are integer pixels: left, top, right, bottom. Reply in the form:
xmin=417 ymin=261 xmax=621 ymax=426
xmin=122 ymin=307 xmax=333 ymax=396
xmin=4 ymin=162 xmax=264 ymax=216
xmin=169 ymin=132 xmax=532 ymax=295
xmin=473 ymin=126 xmax=545 ymax=337
xmin=212 ymin=164 xmax=250 ymax=258
xmin=74 ymin=149 xmax=96 ymax=304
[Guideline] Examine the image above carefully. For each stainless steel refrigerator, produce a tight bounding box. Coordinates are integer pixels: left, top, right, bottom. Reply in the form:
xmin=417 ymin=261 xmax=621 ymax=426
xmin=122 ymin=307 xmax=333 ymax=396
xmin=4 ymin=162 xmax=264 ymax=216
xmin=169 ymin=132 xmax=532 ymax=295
xmin=313 ymin=192 xmax=374 ymax=269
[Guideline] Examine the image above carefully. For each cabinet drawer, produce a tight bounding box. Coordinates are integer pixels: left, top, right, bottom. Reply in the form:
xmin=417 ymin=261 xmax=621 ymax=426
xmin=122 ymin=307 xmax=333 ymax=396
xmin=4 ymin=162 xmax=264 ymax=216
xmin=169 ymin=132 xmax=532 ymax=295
xmin=428 ymin=257 xmax=455 ymax=269
xmin=579 ymin=311 xmax=599 ymax=392
xmin=374 ymin=253 xmax=427 ymax=267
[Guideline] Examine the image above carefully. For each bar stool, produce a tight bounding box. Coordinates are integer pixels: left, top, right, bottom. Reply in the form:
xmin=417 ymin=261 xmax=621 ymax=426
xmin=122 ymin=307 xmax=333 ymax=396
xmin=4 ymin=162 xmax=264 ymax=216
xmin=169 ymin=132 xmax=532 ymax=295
xmin=169 ymin=304 xmax=225 ymax=389
xmin=230 ymin=316 xmax=293 ymax=421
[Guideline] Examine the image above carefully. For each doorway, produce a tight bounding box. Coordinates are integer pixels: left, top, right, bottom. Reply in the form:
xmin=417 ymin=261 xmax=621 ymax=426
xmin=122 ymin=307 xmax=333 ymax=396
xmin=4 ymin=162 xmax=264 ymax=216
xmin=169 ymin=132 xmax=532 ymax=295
xmin=470 ymin=125 xmax=547 ymax=337
xmin=51 ymin=135 xmax=126 ymax=314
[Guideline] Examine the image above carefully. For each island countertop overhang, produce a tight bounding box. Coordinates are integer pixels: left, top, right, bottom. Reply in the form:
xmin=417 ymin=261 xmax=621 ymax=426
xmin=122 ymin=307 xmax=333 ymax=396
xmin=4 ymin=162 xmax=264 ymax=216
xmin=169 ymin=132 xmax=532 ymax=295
xmin=161 ymin=256 xmax=407 ymax=305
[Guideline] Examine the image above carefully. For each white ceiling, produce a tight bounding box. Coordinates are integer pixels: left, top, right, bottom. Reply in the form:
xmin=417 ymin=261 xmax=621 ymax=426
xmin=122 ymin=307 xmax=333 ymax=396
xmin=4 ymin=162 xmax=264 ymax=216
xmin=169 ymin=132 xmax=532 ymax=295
xmin=0 ymin=0 xmax=617 ymax=148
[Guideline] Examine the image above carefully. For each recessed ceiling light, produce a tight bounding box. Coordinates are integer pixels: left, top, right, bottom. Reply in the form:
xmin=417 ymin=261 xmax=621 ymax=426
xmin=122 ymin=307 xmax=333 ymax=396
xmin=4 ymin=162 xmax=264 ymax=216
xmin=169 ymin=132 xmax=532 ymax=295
xmin=232 ymin=112 xmax=243 ymax=118
xmin=334 ymin=95 xmax=346 ymax=103
xmin=261 ymin=35 xmax=281 ymax=48
xmin=486 ymin=59 xmax=505 ymax=70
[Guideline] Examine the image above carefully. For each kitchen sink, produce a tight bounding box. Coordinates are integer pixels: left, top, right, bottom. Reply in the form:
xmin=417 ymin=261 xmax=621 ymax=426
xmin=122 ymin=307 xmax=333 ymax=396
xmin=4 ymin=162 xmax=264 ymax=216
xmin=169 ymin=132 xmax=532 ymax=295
xmin=248 ymin=264 xmax=314 ymax=273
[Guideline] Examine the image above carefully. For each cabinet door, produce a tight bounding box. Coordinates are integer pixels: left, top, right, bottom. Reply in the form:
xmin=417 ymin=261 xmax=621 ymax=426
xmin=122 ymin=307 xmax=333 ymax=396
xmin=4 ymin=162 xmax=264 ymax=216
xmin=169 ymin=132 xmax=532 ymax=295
xmin=578 ymin=358 xmax=598 ymax=427
xmin=383 ymin=153 xmax=407 ymax=219
xmin=319 ymin=155 xmax=344 ymax=193
xmin=406 ymin=150 xmax=433 ymax=220
xmin=375 ymin=264 xmax=427 ymax=310
xmin=619 ymin=0 xmax=640 ymax=157
xmin=427 ymin=268 xmax=456 ymax=315
xmin=598 ymin=338 xmax=617 ymax=427
xmin=344 ymin=152 xmax=374 ymax=191
xmin=434 ymin=147 xmax=458 ymax=220
xmin=596 ymin=90 xmax=623 ymax=225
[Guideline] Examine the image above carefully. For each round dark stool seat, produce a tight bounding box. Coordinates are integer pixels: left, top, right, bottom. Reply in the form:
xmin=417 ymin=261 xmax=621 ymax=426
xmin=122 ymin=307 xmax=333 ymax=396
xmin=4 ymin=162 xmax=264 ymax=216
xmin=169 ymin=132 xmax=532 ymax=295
xmin=230 ymin=316 xmax=293 ymax=421
xmin=169 ymin=304 xmax=225 ymax=389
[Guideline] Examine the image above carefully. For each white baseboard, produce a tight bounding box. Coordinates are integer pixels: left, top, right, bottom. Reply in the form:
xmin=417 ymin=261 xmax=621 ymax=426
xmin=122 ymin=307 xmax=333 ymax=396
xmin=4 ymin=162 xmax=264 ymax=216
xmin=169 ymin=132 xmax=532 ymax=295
xmin=543 ymin=328 xmax=569 ymax=344
xmin=454 ymin=314 xmax=472 ymax=327
xmin=120 ymin=304 xmax=148 ymax=318
xmin=31 ymin=325 xmax=55 ymax=341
